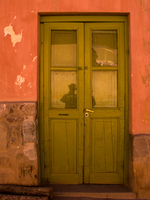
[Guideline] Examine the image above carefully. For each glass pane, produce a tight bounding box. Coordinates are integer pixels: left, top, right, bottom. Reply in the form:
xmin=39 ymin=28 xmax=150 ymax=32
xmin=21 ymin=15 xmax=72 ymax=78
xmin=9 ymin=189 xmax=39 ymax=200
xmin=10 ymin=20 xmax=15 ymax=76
xmin=92 ymin=71 xmax=117 ymax=107
xmin=92 ymin=31 xmax=117 ymax=67
xmin=51 ymin=31 xmax=77 ymax=67
xmin=51 ymin=71 xmax=77 ymax=108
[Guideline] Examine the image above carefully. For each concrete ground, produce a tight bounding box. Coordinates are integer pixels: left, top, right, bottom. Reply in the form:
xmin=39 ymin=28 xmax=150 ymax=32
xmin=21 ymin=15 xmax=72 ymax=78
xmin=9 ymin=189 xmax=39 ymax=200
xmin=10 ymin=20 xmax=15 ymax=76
xmin=51 ymin=184 xmax=140 ymax=200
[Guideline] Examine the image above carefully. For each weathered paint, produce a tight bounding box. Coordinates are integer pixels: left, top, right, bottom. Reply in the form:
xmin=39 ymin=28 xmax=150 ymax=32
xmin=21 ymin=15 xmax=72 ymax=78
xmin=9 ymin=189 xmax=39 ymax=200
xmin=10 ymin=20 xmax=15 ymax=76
xmin=23 ymin=143 xmax=37 ymax=161
xmin=4 ymin=25 xmax=22 ymax=47
xmin=3 ymin=16 xmax=23 ymax=47
xmin=32 ymin=56 xmax=37 ymax=62
xmin=15 ymin=75 xmax=25 ymax=89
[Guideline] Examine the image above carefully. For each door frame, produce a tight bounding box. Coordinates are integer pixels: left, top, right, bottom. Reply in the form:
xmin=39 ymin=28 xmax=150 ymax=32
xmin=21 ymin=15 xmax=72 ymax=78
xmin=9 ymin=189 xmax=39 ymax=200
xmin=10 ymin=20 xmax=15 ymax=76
xmin=39 ymin=15 xmax=129 ymax=185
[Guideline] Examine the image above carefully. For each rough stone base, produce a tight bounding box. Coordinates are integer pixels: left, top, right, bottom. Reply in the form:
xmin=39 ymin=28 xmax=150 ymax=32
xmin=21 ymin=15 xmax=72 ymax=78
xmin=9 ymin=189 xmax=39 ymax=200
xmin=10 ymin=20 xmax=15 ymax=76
xmin=130 ymin=134 xmax=150 ymax=199
xmin=0 ymin=102 xmax=38 ymax=185
xmin=0 ymin=195 xmax=49 ymax=200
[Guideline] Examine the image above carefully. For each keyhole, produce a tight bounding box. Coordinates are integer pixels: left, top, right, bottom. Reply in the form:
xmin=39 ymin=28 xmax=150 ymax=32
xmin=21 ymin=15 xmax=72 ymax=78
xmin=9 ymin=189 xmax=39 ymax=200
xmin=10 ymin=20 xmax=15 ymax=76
xmin=85 ymin=112 xmax=89 ymax=117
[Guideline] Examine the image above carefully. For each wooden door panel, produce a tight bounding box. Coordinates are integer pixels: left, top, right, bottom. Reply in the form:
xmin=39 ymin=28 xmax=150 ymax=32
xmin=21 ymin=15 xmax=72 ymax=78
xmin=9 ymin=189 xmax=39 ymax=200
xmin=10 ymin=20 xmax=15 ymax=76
xmin=48 ymin=119 xmax=79 ymax=184
xmin=84 ymin=22 xmax=126 ymax=184
xmin=40 ymin=22 xmax=84 ymax=184
xmin=89 ymin=118 xmax=124 ymax=183
xmin=51 ymin=119 xmax=77 ymax=174
xmin=91 ymin=119 xmax=117 ymax=173
xmin=90 ymin=172 xmax=123 ymax=184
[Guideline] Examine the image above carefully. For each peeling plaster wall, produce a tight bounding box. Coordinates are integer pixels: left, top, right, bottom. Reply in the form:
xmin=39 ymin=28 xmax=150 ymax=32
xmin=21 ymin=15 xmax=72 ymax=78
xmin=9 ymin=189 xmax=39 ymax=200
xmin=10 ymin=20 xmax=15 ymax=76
xmin=4 ymin=24 xmax=22 ymax=47
xmin=0 ymin=0 xmax=150 ymax=198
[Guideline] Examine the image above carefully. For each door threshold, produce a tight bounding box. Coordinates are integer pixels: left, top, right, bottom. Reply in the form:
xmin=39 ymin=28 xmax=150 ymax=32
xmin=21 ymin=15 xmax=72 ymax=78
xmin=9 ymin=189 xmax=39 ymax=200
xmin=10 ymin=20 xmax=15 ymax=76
xmin=51 ymin=184 xmax=136 ymax=199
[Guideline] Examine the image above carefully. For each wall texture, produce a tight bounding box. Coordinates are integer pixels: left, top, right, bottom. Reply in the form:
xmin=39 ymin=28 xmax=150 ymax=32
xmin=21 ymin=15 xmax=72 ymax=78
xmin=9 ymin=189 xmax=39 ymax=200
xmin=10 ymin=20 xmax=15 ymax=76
xmin=0 ymin=103 xmax=38 ymax=185
xmin=0 ymin=0 xmax=150 ymax=198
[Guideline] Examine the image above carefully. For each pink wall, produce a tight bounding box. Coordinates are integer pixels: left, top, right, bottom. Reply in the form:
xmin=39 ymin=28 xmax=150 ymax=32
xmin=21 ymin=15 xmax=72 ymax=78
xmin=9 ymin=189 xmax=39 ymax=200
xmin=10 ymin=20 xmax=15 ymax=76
xmin=0 ymin=0 xmax=150 ymax=134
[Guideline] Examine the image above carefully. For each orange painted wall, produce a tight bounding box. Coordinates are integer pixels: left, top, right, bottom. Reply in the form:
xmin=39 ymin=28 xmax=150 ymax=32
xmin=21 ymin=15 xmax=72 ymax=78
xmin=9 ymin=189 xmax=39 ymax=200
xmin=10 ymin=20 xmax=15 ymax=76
xmin=0 ymin=0 xmax=150 ymax=134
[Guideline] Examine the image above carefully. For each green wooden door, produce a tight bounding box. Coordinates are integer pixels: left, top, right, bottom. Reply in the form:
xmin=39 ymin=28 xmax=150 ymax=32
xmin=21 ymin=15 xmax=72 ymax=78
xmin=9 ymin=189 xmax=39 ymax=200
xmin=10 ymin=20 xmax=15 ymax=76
xmin=84 ymin=23 xmax=125 ymax=184
xmin=40 ymin=18 xmax=128 ymax=184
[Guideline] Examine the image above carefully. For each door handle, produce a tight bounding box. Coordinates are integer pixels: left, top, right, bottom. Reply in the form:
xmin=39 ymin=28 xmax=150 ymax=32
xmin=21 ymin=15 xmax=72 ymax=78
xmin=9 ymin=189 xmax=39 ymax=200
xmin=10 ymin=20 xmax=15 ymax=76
xmin=85 ymin=109 xmax=94 ymax=113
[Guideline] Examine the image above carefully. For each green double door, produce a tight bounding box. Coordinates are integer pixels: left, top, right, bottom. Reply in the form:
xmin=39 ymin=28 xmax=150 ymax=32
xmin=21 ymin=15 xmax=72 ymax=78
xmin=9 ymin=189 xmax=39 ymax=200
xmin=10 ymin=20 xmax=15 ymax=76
xmin=40 ymin=18 xmax=128 ymax=184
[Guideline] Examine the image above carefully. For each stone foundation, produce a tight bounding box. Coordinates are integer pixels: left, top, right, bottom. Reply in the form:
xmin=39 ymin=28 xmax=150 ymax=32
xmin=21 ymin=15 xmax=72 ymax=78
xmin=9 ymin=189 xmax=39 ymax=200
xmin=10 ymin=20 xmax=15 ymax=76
xmin=0 ymin=102 xmax=38 ymax=185
xmin=130 ymin=134 xmax=150 ymax=199
xmin=0 ymin=195 xmax=49 ymax=200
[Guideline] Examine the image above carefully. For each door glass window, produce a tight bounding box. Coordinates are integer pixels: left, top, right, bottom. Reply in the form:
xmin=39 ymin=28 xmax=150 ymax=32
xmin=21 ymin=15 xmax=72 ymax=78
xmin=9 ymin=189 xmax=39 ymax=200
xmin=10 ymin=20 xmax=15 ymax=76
xmin=50 ymin=30 xmax=77 ymax=109
xmin=51 ymin=30 xmax=77 ymax=67
xmin=92 ymin=31 xmax=118 ymax=67
xmin=51 ymin=71 xmax=77 ymax=108
xmin=92 ymin=71 xmax=117 ymax=107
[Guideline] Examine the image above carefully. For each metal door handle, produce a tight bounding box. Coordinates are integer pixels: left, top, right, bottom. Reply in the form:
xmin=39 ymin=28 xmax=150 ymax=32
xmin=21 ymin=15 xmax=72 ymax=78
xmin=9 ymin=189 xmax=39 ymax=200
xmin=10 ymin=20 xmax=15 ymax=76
xmin=85 ymin=109 xmax=94 ymax=113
